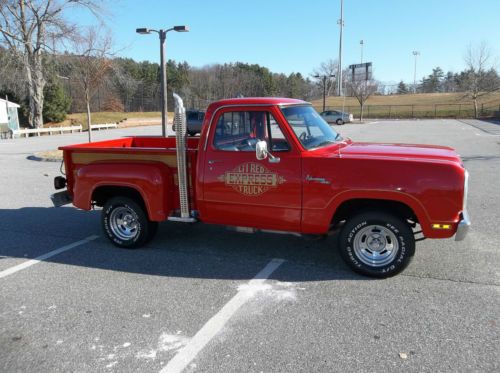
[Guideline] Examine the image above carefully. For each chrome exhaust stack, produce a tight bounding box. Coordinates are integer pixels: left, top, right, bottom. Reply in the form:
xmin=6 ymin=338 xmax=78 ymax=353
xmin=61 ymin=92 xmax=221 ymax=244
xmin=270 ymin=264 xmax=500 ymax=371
xmin=169 ymin=93 xmax=196 ymax=222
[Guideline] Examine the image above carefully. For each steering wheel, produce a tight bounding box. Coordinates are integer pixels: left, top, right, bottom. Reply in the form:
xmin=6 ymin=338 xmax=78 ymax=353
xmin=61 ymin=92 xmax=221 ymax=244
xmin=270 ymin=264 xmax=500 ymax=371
xmin=238 ymin=138 xmax=257 ymax=151
xmin=298 ymin=131 xmax=308 ymax=142
xmin=245 ymin=138 xmax=258 ymax=148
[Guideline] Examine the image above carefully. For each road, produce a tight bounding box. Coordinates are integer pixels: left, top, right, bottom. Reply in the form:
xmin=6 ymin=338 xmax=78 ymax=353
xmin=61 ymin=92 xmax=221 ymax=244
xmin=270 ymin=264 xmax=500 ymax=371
xmin=1 ymin=119 xmax=499 ymax=372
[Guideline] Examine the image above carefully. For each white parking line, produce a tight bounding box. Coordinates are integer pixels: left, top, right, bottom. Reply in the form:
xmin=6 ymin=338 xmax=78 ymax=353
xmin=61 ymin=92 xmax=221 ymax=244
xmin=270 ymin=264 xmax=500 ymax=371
xmin=160 ymin=258 xmax=286 ymax=373
xmin=0 ymin=235 xmax=99 ymax=279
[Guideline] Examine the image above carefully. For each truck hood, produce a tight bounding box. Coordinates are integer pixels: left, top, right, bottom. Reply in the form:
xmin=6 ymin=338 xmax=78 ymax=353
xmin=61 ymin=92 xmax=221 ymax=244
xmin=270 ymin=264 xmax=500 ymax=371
xmin=339 ymin=141 xmax=463 ymax=164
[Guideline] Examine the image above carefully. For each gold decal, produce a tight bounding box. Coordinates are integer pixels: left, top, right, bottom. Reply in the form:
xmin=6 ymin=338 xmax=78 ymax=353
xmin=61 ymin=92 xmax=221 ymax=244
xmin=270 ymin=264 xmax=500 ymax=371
xmin=218 ymin=162 xmax=285 ymax=196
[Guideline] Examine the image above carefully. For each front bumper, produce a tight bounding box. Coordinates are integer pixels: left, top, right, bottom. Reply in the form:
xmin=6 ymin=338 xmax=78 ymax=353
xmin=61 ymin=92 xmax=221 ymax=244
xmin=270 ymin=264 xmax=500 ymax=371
xmin=455 ymin=210 xmax=471 ymax=241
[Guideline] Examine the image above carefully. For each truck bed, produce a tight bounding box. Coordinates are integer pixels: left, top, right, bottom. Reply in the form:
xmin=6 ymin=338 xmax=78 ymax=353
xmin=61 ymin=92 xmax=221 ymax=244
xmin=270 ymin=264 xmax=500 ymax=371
xmin=60 ymin=136 xmax=200 ymax=151
xmin=60 ymin=136 xmax=200 ymax=211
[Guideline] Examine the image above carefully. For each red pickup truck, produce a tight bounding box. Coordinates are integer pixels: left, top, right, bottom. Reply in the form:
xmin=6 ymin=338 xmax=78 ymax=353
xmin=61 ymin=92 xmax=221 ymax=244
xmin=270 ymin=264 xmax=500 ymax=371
xmin=52 ymin=95 xmax=470 ymax=277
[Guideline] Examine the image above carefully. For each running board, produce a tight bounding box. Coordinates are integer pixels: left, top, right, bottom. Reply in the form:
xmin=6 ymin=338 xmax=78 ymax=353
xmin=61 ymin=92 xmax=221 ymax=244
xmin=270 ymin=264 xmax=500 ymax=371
xmin=230 ymin=226 xmax=302 ymax=237
xmin=168 ymin=216 xmax=197 ymax=223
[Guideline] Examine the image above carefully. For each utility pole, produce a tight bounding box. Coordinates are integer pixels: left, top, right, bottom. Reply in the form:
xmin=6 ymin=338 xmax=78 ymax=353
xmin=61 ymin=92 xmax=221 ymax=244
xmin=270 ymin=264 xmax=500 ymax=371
xmin=360 ymin=40 xmax=364 ymax=63
xmin=337 ymin=0 xmax=344 ymax=96
xmin=412 ymin=50 xmax=420 ymax=93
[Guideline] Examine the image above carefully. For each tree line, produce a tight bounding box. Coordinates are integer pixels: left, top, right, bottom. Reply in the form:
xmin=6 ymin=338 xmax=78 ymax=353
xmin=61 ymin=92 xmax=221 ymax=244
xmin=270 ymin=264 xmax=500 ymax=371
xmin=396 ymin=44 xmax=500 ymax=117
xmin=1 ymin=1 xmax=498 ymax=128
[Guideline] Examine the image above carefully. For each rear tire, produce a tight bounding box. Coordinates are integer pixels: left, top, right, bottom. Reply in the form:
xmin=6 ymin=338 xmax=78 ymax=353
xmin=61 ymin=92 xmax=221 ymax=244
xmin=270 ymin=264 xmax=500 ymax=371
xmin=338 ymin=211 xmax=415 ymax=278
xmin=102 ymin=197 xmax=152 ymax=249
xmin=336 ymin=119 xmax=344 ymax=125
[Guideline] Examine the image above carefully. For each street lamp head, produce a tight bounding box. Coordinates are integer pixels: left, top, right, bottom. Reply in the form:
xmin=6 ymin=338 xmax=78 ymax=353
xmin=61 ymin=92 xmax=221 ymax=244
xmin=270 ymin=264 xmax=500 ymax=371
xmin=313 ymin=74 xmax=335 ymax=79
xmin=136 ymin=28 xmax=151 ymax=34
xmin=173 ymin=25 xmax=189 ymax=32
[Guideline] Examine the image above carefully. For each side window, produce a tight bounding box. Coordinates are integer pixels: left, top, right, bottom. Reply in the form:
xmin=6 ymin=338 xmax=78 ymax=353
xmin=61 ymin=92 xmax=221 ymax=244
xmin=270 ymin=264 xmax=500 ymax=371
xmin=213 ymin=111 xmax=290 ymax=152
xmin=268 ymin=113 xmax=290 ymax=152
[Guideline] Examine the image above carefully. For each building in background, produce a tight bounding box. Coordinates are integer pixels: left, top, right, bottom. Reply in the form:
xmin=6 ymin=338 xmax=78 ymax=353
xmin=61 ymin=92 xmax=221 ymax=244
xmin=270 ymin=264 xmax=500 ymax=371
xmin=0 ymin=97 xmax=20 ymax=133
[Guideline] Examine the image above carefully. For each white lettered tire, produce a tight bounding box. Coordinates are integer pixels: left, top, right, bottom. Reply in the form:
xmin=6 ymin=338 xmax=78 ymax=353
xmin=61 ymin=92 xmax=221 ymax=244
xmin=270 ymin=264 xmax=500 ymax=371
xmin=102 ymin=197 xmax=154 ymax=249
xmin=339 ymin=211 xmax=415 ymax=277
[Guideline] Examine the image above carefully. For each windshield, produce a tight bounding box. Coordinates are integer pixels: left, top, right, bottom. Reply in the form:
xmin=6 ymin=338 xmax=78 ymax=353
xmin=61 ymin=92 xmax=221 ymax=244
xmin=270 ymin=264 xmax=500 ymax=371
xmin=281 ymin=105 xmax=341 ymax=150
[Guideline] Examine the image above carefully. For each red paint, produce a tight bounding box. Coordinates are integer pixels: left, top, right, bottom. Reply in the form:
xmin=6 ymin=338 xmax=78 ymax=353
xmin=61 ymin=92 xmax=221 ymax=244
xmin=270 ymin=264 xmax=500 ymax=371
xmin=60 ymin=97 xmax=467 ymax=239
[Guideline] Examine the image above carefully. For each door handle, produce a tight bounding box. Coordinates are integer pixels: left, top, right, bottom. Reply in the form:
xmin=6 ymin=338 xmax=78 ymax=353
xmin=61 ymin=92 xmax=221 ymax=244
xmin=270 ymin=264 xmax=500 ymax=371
xmin=208 ymin=159 xmax=223 ymax=165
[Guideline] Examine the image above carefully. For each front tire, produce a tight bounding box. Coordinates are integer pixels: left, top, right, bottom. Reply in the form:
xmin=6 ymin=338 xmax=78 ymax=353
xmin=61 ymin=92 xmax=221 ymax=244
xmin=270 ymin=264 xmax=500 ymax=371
xmin=338 ymin=211 xmax=415 ymax=278
xmin=102 ymin=197 xmax=153 ymax=248
xmin=336 ymin=119 xmax=344 ymax=125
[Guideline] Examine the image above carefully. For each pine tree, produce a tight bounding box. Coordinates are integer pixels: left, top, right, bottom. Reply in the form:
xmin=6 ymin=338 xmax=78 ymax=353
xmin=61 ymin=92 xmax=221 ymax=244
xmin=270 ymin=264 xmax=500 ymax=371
xmin=43 ymin=80 xmax=71 ymax=123
xmin=397 ymin=81 xmax=409 ymax=94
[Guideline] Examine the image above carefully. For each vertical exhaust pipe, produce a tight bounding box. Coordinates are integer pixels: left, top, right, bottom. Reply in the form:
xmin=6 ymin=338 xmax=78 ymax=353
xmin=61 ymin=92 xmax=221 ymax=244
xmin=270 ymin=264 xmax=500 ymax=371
xmin=171 ymin=93 xmax=194 ymax=221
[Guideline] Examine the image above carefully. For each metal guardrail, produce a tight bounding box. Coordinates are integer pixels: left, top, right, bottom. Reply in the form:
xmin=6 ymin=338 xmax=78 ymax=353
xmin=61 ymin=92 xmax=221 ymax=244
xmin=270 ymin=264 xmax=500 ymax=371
xmin=11 ymin=123 xmax=118 ymax=138
xmin=90 ymin=123 xmax=118 ymax=130
xmin=13 ymin=125 xmax=83 ymax=138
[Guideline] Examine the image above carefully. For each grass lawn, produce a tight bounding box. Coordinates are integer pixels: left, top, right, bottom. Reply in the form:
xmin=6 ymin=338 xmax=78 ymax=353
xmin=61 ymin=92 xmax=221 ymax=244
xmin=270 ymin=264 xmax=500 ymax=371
xmin=311 ymin=92 xmax=500 ymax=118
xmin=311 ymin=92 xmax=500 ymax=107
xmin=44 ymin=111 xmax=165 ymax=129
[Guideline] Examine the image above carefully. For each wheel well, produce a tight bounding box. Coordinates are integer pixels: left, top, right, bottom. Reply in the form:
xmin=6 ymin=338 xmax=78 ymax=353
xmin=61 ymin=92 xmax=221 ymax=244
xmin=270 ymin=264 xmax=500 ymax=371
xmin=92 ymin=186 xmax=146 ymax=210
xmin=332 ymin=199 xmax=417 ymax=225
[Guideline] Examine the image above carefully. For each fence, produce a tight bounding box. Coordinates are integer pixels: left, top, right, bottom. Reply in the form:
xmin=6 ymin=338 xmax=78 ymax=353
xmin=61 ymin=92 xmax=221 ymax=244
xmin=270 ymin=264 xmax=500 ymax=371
xmin=90 ymin=123 xmax=118 ymax=131
xmin=11 ymin=123 xmax=117 ymax=138
xmin=313 ymin=102 xmax=500 ymax=119
xmin=13 ymin=125 xmax=82 ymax=138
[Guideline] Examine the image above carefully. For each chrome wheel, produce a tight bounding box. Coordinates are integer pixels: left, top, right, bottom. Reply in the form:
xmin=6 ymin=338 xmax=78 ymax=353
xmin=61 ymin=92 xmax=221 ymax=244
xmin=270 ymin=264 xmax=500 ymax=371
xmin=109 ymin=206 xmax=139 ymax=241
xmin=353 ymin=225 xmax=399 ymax=267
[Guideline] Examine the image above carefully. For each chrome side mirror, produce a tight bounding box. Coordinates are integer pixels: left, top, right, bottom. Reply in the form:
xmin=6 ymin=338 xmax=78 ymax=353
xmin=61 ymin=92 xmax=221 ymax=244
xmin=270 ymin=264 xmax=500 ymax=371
xmin=256 ymin=140 xmax=280 ymax=163
xmin=256 ymin=140 xmax=268 ymax=160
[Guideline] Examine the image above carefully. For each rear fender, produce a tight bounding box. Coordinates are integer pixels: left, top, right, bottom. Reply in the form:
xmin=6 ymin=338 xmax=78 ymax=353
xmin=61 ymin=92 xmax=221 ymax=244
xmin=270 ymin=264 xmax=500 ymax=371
xmin=72 ymin=162 xmax=173 ymax=221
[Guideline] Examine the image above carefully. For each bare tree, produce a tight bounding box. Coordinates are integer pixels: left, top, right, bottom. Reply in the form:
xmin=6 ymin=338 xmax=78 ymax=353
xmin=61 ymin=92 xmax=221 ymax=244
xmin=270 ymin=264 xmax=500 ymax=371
xmin=460 ymin=42 xmax=500 ymax=118
xmin=69 ymin=27 xmax=113 ymax=142
xmin=0 ymin=0 xmax=100 ymax=128
xmin=112 ymin=64 xmax=140 ymax=111
xmin=312 ymin=59 xmax=338 ymax=96
xmin=348 ymin=77 xmax=378 ymax=121
xmin=0 ymin=46 xmax=25 ymax=96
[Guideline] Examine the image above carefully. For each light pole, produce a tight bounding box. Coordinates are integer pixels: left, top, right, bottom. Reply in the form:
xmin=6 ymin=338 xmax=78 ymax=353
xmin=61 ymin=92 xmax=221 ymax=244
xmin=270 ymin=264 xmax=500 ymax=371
xmin=412 ymin=50 xmax=420 ymax=93
xmin=57 ymin=75 xmax=73 ymax=113
xmin=337 ymin=0 xmax=344 ymax=96
xmin=136 ymin=25 xmax=189 ymax=137
xmin=360 ymin=40 xmax=364 ymax=63
xmin=314 ymin=74 xmax=336 ymax=112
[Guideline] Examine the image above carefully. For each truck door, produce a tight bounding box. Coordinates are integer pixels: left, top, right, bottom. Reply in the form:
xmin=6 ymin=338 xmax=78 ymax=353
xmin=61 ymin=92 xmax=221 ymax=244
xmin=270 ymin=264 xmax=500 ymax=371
xmin=202 ymin=107 xmax=302 ymax=232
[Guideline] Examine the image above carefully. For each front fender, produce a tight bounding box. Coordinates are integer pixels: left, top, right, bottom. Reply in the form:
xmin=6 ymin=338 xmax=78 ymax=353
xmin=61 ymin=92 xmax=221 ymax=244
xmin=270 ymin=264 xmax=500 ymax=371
xmin=302 ymin=189 xmax=431 ymax=236
xmin=72 ymin=162 xmax=173 ymax=221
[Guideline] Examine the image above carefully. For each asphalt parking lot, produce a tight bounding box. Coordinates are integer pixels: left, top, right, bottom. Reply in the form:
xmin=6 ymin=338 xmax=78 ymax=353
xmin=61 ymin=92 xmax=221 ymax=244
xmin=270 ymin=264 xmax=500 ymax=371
xmin=1 ymin=119 xmax=499 ymax=372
